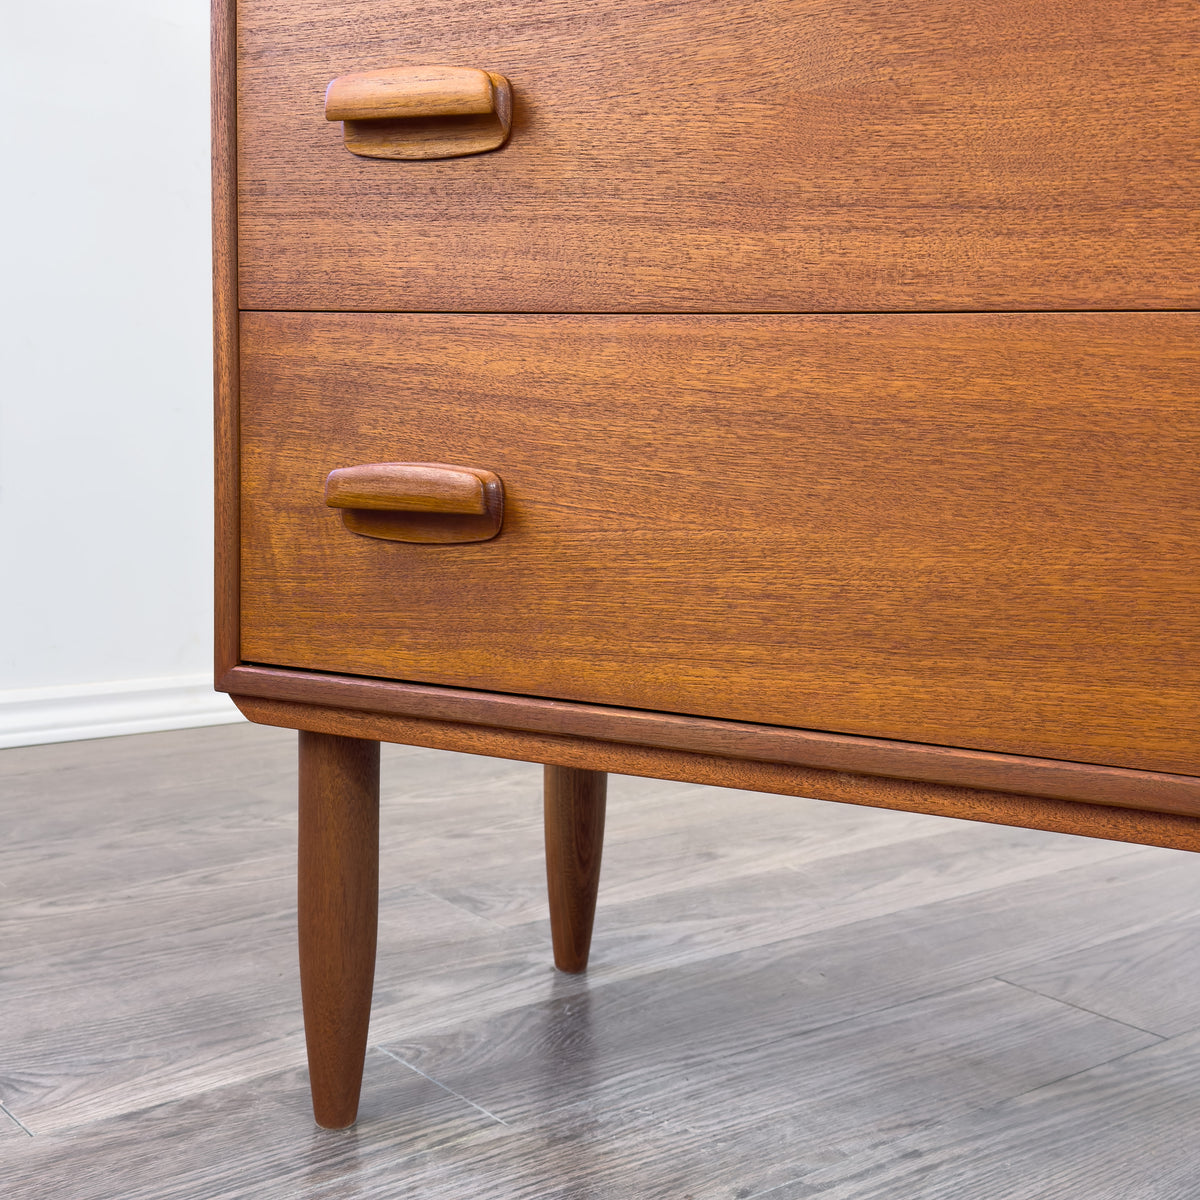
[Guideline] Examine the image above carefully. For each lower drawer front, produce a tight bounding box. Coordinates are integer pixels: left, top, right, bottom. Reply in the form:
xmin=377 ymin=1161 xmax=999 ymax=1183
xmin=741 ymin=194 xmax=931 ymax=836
xmin=239 ymin=312 xmax=1199 ymax=776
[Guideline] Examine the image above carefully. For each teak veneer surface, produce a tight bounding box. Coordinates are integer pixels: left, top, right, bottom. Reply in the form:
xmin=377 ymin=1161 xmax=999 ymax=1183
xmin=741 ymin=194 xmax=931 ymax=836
xmin=220 ymin=666 xmax=1200 ymax=819
xmin=236 ymin=0 xmax=1200 ymax=312
xmin=213 ymin=0 xmax=239 ymax=677
xmin=297 ymin=732 xmax=380 ymax=1129
xmin=232 ymin=695 xmax=1200 ymax=856
xmin=239 ymin=311 xmax=1200 ymax=777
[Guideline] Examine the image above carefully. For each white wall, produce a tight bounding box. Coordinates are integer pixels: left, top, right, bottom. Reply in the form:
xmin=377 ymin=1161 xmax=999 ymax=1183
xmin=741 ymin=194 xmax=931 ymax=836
xmin=0 ymin=0 xmax=242 ymax=745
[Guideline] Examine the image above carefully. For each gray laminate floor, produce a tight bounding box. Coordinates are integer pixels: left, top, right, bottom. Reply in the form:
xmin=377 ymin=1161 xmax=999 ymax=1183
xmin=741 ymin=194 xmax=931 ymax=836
xmin=2 ymin=723 xmax=1198 ymax=1199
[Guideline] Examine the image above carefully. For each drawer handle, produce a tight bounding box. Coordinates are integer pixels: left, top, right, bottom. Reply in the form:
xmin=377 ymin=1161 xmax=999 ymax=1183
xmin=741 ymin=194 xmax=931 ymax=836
xmin=324 ymin=65 xmax=513 ymax=160
xmin=325 ymin=462 xmax=504 ymax=544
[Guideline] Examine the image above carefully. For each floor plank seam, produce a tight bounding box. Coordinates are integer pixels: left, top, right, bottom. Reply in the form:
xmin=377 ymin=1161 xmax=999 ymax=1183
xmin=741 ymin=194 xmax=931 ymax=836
xmin=739 ymin=1002 xmax=1175 ymax=1200
xmin=1051 ymin=909 xmax=1200 ymax=966
xmin=763 ymin=958 xmax=1174 ymax=1056
xmin=0 ymin=1102 xmax=34 ymax=1137
xmin=993 ymin=976 xmax=1171 ymax=1040
xmin=510 ymin=943 xmax=1044 ymax=1047
xmin=660 ymin=974 xmax=1028 ymax=1066
xmin=373 ymin=1046 xmax=513 ymax=1128
xmin=747 ymin=1170 xmax=827 ymax=1199
xmin=995 ymin=1032 xmax=1174 ymax=1109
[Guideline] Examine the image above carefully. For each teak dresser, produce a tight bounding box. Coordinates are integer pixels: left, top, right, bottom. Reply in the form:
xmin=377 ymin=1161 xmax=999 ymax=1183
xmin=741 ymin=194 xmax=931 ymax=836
xmin=213 ymin=0 xmax=1200 ymax=1128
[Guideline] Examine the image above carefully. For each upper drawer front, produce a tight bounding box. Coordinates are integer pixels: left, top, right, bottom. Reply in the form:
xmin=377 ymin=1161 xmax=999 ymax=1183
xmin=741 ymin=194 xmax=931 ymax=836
xmin=237 ymin=0 xmax=1200 ymax=313
xmin=239 ymin=312 xmax=1200 ymax=776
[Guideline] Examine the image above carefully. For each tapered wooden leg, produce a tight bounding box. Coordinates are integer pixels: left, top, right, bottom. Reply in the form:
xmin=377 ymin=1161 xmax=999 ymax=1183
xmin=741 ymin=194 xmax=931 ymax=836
xmin=544 ymin=765 xmax=607 ymax=973
xmin=298 ymin=731 xmax=380 ymax=1129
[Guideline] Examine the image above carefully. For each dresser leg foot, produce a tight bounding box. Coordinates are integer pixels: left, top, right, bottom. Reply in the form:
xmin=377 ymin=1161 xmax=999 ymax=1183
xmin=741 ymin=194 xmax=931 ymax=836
xmin=544 ymin=765 xmax=607 ymax=973
xmin=298 ymin=731 xmax=380 ymax=1129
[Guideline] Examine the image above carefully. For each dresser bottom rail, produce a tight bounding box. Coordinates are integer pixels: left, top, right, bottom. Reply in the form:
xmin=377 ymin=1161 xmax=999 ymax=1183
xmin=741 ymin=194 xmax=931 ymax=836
xmin=233 ymin=694 xmax=1200 ymax=855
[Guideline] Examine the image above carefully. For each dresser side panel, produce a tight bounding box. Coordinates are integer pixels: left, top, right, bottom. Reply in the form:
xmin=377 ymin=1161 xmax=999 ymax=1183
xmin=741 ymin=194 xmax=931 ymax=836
xmin=214 ymin=0 xmax=241 ymax=677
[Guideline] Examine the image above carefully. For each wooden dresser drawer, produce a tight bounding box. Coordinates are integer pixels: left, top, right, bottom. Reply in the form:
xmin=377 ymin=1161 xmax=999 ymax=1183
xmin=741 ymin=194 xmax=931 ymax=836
xmin=217 ymin=0 xmax=1200 ymax=1135
xmin=239 ymin=310 xmax=1200 ymax=776
xmin=236 ymin=0 xmax=1200 ymax=313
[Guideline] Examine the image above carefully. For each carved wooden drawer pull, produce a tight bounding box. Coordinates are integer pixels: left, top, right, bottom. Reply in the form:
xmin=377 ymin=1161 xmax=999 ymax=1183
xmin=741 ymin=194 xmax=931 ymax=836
xmin=325 ymin=65 xmax=513 ymax=160
xmin=325 ymin=462 xmax=504 ymax=544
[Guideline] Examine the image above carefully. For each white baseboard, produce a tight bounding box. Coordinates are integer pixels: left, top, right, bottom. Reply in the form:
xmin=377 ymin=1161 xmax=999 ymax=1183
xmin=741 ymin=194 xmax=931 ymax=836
xmin=0 ymin=675 xmax=246 ymax=749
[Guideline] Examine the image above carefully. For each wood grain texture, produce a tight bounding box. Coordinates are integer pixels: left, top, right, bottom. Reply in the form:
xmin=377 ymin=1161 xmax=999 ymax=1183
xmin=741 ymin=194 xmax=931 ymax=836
xmin=379 ymin=979 xmax=1159 ymax=1184
xmin=325 ymin=463 xmax=489 ymax=514
xmin=325 ymin=66 xmax=498 ymax=121
xmin=238 ymin=311 xmax=1200 ymax=776
xmin=404 ymin=781 xmax=1131 ymax=940
xmin=544 ymin=766 xmax=606 ymax=972
xmin=776 ymin=1031 xmax=1200 ymax=1199
xmin=0 ymin=730 xmax=1171 ymax=1138
xmin=221 ymin=665 xmax=1200 ymax=818
xmin=1001 ymin=922 xmax=1200 ymax=1039
xmin=8 ymin=725 xmax=1200 ymax=1197
xmin=236 ymin=0 xmax=1200 ymax=311
xmin=0 ymin=1107 xmax=30 ymax=1138
xmin=212 ymin=0 xmax=239 ymax=677
xmin=298 ymin=732 xmax=380 ymax=1128
xmin=232 ymin=696 xmax=1200 ymax=854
